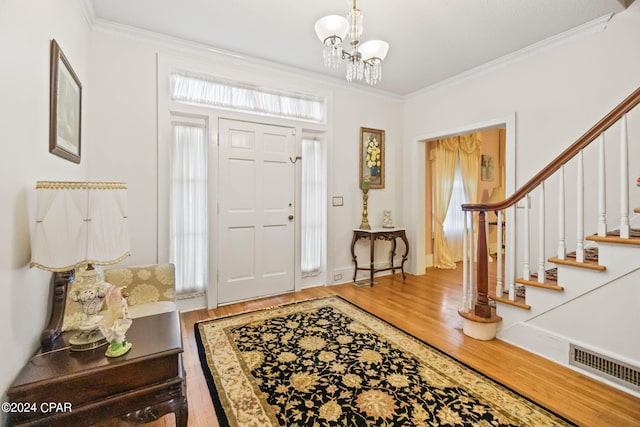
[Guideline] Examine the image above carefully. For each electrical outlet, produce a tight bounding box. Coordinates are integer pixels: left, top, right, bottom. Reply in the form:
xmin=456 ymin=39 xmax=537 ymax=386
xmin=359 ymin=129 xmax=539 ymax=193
xmin=333 ymin=273 xmax=342 ymax=281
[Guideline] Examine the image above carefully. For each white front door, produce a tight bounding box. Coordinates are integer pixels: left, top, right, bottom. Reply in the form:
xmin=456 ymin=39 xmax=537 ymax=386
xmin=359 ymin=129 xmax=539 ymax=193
xmin=218 ymin=118 xmax=296 ymax=304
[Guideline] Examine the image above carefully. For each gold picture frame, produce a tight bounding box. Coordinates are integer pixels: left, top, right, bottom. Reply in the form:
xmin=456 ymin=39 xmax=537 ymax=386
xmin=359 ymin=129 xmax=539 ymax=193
xmin=50 ymin=39 xmax=82 ymax=163
xmin=359 ymin=127 xmax=385 ymax=189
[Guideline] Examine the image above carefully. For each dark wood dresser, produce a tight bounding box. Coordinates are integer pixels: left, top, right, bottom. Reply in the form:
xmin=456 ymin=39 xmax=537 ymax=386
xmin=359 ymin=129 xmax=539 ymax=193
xmin=7 ymin=311 xmax=187 ymax=426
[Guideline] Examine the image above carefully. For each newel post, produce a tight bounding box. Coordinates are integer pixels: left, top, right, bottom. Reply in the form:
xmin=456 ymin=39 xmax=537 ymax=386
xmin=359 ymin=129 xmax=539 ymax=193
xmin=474 ymin=210 xmax=491 ymax=318
xmin=458 ymin=206 xmax=502 ymax=340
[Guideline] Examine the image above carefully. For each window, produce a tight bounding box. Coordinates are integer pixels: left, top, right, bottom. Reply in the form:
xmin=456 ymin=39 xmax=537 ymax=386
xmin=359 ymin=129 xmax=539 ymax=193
xmin=443 ymin=157 xmax=468 ymax=262
xmin=301 ymin=138 xmax=326 ymax=276
xmin=171 ymin=71 xmax=326 ymax=123
xmin=170 ymin=122 xmax=208 ymax=295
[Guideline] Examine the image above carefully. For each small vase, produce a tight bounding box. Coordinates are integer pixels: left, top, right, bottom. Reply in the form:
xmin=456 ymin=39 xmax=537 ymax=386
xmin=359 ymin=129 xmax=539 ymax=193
xmin=369 ymin=166 xmax=379 ymax=177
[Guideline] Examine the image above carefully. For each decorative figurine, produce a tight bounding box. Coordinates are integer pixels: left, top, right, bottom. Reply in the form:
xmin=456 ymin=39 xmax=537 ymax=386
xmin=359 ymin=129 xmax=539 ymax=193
xmin=99 ymin=285 xmax=133 ymax=357
xmin=382 ymin=210 xmax=394 ymax=228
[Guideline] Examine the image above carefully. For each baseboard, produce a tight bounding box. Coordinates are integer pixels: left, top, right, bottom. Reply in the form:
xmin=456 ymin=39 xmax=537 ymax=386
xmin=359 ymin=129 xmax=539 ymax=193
xmin=177 ymin=293 xmax=207 ymax=312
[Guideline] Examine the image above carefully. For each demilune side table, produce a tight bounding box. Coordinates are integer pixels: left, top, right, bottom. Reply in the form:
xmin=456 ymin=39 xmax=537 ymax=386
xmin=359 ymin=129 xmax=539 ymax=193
xmin=351 ymin=227 xmax=409 ymax=286
xmin=6 ymin=310 xmax=187 ymax=426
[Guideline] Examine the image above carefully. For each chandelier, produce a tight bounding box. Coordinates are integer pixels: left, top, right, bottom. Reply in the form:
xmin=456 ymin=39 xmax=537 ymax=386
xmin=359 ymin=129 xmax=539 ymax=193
xmin=314 ymin=0 xmax=389 ymax=85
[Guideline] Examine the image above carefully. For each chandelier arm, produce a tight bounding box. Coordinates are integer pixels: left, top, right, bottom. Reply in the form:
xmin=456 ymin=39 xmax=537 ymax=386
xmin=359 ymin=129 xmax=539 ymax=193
xmin=316 ymin=0 xmax=387 ymax=86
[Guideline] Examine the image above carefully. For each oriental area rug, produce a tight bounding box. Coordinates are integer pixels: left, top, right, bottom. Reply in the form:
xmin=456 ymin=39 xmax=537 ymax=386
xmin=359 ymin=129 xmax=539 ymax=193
xmin=195 ymin=296 xmax=573 ymax=426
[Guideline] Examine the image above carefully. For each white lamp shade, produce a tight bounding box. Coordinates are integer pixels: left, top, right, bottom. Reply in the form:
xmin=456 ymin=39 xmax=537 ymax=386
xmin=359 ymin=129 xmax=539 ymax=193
xmin=359 ymin=40 xmax=389 ymax=61
xmin=30 ymin=181 xmax=131 ymax=272
xmin=315 ymin=15 xmax=349 ymax=43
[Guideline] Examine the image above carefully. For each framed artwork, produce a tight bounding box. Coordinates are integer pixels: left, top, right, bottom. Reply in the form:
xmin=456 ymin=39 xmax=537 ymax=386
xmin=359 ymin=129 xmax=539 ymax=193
xmin=359 ymin=127 xmax=385 ymax=189
xmin=50 ymin=39 xmax=82 ymax=163
xmin=481 ymin=154 xmax=494 ymax=181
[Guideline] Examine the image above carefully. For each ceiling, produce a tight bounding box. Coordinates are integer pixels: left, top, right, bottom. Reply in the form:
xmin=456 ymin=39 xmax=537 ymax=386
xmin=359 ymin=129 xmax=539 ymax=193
xmin=86 ymin=0 xmax=630 ymax=96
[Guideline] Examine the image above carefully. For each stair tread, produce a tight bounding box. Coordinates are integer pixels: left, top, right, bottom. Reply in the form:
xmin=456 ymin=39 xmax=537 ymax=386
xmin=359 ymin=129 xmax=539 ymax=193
xmin=515 ymin=277 xmax=564 ymax=291
xmin=548 ymin=256 xmax=606 ymax=271
xmin=490 ymin=294 xmax=531 ymax=310
xmin=586 ymin=228 xmax=640 ymax=245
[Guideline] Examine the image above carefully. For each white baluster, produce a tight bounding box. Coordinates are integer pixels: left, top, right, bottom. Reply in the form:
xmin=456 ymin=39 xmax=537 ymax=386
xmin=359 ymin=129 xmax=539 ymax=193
xmin=469 ymin=212 xmax=476 ymax=310
xmin=620 ymin=115 xmax=630 ymax=238
xmin=523 ymin=194 xmax=531 ymax=281
xmin=496 ymin=210 xmax=503 ymax=296
xmin=462 ymin=210 xmax=469 ymax=312
xmin=558 ymin=165 xmax=566 ymax=260
xmin=538 ymin=182 xmax=546 ymax=283
xmin=486 ymin=214 xmax=493 ymax=263
xmin=576 ymin=149 xmax=585 ymax=263
xmin=598 ymin=133 xmax=607 ymax=237
xmin=508 ymin=206 xmax=516 ymax=301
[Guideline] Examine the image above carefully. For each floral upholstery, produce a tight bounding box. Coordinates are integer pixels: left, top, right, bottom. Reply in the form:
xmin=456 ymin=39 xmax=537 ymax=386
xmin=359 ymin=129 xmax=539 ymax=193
xmin=104 ymin=263 xmax=176 ymax=306
xmin=62 ymin=263 xmax=177 ymax=331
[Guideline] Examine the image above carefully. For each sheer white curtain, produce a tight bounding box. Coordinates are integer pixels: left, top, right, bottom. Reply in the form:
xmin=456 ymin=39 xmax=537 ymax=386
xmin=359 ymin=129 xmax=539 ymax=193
xmin=301 ymin=138 xmax=325 ymax=275
xmin=171 ymin=72 xmax=326 ymax=123
xmin=443 ymin=158 xmax=468 ymax=262
xmin=459 ymin=133 xmax=482 ymax=261
xmin=459 ymin=133 xmax=481 ymax=211
xmin=170 ymin=124 xmax=208 ymax=296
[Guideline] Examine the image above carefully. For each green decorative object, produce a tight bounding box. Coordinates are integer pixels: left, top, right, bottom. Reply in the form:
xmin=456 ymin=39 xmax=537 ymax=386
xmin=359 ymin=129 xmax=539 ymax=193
xmin=105 ymin=340 xmax=132 ymax=358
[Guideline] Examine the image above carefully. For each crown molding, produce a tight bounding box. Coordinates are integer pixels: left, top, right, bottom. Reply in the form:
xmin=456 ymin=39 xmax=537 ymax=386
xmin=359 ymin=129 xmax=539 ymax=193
xmin=80 ymin=1 xmax=403 ymax=102
xmin=405 ymin=13 xmax=614 ymax=100
xmin=81 ymin=1 xmax=612 ymax=103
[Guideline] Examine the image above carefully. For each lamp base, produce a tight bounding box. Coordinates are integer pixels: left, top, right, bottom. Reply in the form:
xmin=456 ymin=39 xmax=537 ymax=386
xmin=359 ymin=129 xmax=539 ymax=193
xmin=69 ymin=329 xmax=108 ymax=352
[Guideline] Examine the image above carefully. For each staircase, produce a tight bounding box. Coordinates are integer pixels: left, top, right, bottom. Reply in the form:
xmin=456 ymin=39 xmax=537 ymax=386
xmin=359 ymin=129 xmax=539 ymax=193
xmin=458 ymin=86 xmax=640 ymax=396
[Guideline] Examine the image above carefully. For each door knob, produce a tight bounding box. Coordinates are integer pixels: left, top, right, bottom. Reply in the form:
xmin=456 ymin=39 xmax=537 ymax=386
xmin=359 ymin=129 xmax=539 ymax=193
xmin=288 ymin=215 xmax=294 ymax=220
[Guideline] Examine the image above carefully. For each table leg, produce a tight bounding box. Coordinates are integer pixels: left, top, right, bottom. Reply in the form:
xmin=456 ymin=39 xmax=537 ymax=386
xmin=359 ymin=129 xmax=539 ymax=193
xmin=351 ymin=232 xmax=359 ymax=282
xmin=390 ymin=237 xmax=397 ymax=274
xmin=175 ymin=401 xmax=189 ymax=427
xmin=369 ymin=233 xmax=375 ymax=286
xmin=399 ymin=231 xmax=409 ymax=280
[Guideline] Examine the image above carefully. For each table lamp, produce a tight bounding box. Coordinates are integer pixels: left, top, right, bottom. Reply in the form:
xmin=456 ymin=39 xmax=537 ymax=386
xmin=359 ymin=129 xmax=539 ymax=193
xmin=30 ymin=181 xmax=131 ymax=351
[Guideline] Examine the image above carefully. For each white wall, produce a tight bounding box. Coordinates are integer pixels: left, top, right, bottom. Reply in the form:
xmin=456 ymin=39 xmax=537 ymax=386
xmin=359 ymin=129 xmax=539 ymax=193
xmin=404 ymin=3 xmax=640 ymax=375
xmin=86 ymin=32 xmax=160 ymax=265
xmin=405 ymin=6 xmax=640 ymax=263
xmin=86 ymin=29 xmax=405 ymax=301
xmin=4 ymin=0 xmax=640 ymax=403
xmin=0 ymin=0 xmax=91 ymax=402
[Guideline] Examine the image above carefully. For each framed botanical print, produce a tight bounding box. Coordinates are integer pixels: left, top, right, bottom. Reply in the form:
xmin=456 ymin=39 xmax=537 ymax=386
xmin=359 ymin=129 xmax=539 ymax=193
xmin=359 ymin=127 xmax=385 ymax=189
xmin=50 ymin=39 xmax=82 ymax=163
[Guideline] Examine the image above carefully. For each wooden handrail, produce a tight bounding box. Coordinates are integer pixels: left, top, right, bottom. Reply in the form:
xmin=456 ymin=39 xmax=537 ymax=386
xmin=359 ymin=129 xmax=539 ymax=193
xmin=460 ymin=85 xmax=640 ymax=322
xmin=462 ymin=85 xmax=640 ymax=212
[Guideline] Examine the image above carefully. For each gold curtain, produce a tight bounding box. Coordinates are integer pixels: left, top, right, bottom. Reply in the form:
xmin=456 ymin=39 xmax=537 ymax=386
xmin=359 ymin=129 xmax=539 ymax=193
xmin=430 ymin=137 xmax=458 ymax=269
xmin=458 ymin=133 xmax=481 ymax=209
xmin=430 ymin=133 xmax=482 ymax=269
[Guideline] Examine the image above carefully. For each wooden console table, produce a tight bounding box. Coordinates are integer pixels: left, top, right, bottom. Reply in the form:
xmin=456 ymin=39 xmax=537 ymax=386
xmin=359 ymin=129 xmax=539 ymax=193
xmin=351 ymin=227 xmax=409 ymax=286
xmin=7 ymin=311 xmax=187 ymax=426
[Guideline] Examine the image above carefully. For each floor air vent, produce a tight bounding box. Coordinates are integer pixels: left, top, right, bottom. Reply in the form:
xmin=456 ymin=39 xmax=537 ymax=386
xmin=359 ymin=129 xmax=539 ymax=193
xmin=570 ymin=344 xmax=640 ymax=392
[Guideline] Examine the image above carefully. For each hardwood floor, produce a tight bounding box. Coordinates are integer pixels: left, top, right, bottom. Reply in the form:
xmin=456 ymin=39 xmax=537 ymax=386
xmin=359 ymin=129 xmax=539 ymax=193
xmin=153 ymin=267 xmax=640 ymax=427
